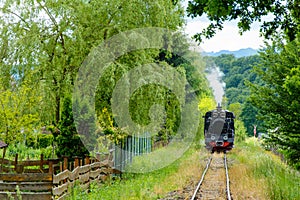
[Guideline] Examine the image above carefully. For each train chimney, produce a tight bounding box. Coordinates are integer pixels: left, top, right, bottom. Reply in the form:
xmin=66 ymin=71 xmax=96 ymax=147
xmin=217 ymin=103 xmax=222 ymax=111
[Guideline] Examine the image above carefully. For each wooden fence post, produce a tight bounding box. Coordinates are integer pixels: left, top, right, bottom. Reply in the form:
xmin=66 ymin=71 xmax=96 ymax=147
xmin=63 ymin=156 xmax=68 ymax=171
xmin=85 ymin=156 xmax=90 ymax=165
xmin=74 ymin=157 xmax=79 ymax=168
xmin=14 ymin=153 xmax=18 ymax=172
xmin=40 ymin=154 xmax=44 ymax=172
xmin=48 ymin=159 xmax=53 ymax=174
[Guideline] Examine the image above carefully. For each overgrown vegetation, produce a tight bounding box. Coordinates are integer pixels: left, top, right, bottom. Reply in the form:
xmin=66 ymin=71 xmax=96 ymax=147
xmin=249 ymin=35 xmax=300 ymax=169
xmin=230 ymin=138 xmax=300 ymax=200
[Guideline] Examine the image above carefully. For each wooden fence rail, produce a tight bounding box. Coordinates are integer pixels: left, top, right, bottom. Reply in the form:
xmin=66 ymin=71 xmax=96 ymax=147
xmin=52 ymin=160 xmax=113 ymax=200
xmin=0 ymin=154 xmax=60 ymax=174
xmin=0 ymin=173 xmax=53 ymax=200
xmin=0 ymin=151 xmax=117 ymax=200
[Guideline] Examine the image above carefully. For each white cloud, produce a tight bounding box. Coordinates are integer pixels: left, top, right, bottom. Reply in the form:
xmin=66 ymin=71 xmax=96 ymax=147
xmin=184 ymin=15 xmax=265 ymax=52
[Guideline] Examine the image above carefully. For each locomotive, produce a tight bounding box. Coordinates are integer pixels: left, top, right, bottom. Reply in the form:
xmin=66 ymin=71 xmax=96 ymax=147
xmin=203 ymin=104 xmax=235 ymax=153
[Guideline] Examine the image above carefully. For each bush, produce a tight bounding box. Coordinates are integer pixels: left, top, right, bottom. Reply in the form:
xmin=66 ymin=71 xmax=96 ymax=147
xmin=26 ymin=133 xmax=53 ymax=149
xmin=38 ymin=134 xmax=53 ymax=148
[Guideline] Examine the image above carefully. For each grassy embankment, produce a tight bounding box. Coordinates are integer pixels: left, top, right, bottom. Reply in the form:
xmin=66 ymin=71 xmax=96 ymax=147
xmin=230 ymin=138 xmax=300 ymax=200
xmin=69 ymin=138 xmax=300 ymax=200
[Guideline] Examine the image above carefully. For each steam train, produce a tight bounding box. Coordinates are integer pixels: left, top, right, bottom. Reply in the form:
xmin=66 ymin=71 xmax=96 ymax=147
xmin=203 ymin=104 xmax=235 ymax=153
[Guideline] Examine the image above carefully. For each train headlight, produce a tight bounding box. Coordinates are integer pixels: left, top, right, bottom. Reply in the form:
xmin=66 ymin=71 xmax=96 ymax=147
xmin=223 ymin=135 xmax=228 ymax=140
xmin=211 ymin=135 xmax=216 ymax=140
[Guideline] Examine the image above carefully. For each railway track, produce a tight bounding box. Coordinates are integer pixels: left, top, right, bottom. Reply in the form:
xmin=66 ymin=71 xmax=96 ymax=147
xmin=190 ymin=153 xmax=231 ymax=200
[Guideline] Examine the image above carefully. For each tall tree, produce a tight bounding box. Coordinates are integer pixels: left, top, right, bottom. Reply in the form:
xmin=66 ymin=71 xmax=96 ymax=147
xmin=0 ymin=0 xmax=185 ymax=126
xmin=56 ymin=96 xmax=89 ymax=158
xmin=249 ymin=35 xmax=300 ymax=169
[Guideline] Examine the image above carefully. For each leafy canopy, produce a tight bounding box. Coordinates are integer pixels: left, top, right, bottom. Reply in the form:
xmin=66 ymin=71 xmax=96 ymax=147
xmin=249 ymin=34 xmax=300 ymax=169
xmin=187 ymin=0 xmax=300 ymax=42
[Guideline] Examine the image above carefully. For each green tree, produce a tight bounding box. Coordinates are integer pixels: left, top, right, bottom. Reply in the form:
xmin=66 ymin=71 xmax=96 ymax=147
xmin=240 ymin=99 xmax=261 ymax=136
xmin=56 ymin=96 xmax=89 ymax=158
xmin=228 ymin=103 xmax=247 ymax=142
xmin=234 ymin=120 xmax=247 ymax=142
xmin=198 ymin=96 xmax=215 ymax=115
xmin=0 ymin=79 xmax=40 ymax=144
xmin=228 ymin=102 xmax=242 ymax=119
xmin=0 ymin=0 xmax=185 ymax=126
xmin=249 ymin=35 xmax=300 ymax=169
xmin=0 ymin=0 xmax=188 ymax=151
xmin=187 ymin=0 xmax=300 ymax=42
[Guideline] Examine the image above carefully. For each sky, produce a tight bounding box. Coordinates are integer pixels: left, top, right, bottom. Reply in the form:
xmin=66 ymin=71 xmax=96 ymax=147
xmin=183 ymin=2 xmax=266 ymax=52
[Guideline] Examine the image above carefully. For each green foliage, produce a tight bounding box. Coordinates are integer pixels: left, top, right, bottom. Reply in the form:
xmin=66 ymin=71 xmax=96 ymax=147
xmin=198 ymin=96 xmax=215 ymax=115
xmin=232 ymin=139 xmax=300 ymax=199
xmin=234 ymin=120 xmax=247 ymax=142
xmin=26 ymin=133 xmax=53 ymax=149
xmin=0 ymin=79 xmax=40 ymax=144
xmin=228 ymin=103 xmax=247 ymax=142
xmin=207 ymin=55 xmax=261 ymax=105
xmin=240 ymin=100 xmax=260 ymax=136
xmin=129 ymin=84 xmax=181 ymax=142
xmin=56 ymin=96 xmax=89 ymax=158
xmin=38 ymin=134 xmax=54 ymax=149
xmin=228 ymin=102 xmax=241 ymax=118
xmin=94 ymin=34 xmax=209 ymax=146
xmin=0 ymin=0 xmax=212 ymax=158
xmin=0 ymin=0 xmax=186 ymax=127
xmin=249 ymin=34 xmax=300 ymax=169
xmin=187 ymin=0 xmax=300 ymax=42
xmin=6 ymin=143 xmax=49 ymax=160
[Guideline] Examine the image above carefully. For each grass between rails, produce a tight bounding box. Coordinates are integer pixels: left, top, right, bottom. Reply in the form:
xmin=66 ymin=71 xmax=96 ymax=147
xmin=69 ymin=145 xmax=208 ymax=200
xmin=229 ymin=138 xmax=300 ymax=200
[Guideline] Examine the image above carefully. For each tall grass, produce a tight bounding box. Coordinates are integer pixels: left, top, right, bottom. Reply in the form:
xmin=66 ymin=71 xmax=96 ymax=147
xmin=230 ymin=138 xmax=300 ymax=200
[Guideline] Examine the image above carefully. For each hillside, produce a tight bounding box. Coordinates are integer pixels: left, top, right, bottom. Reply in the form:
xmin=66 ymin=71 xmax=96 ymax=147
xmin=203 ymin=48 xmax=258 ymax=58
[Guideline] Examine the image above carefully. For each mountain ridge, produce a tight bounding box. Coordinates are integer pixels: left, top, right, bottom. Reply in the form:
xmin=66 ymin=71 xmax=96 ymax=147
xmin=203 ymin=48 xmax=258 ymax=57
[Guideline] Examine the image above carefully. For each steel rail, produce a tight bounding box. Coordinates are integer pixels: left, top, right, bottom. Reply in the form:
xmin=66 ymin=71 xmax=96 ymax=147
xmin=190 ymin=156 xmax=212 ymax=200
xmin=224 ymin=154 xmax=231 ymax=200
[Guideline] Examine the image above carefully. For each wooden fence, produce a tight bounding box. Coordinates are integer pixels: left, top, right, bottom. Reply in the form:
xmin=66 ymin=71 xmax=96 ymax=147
xmin=0 ymin=154 xmax=60 ymax=174
xmin=0 ymin=154 xmax=59 ymax=200
xmin=52 ymin=153 xmax=117 ymax=200
xmin=0 ymin=139 xmax=168 ymax=200
xmin=0 ymin=151 xmax=117 ymax=200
